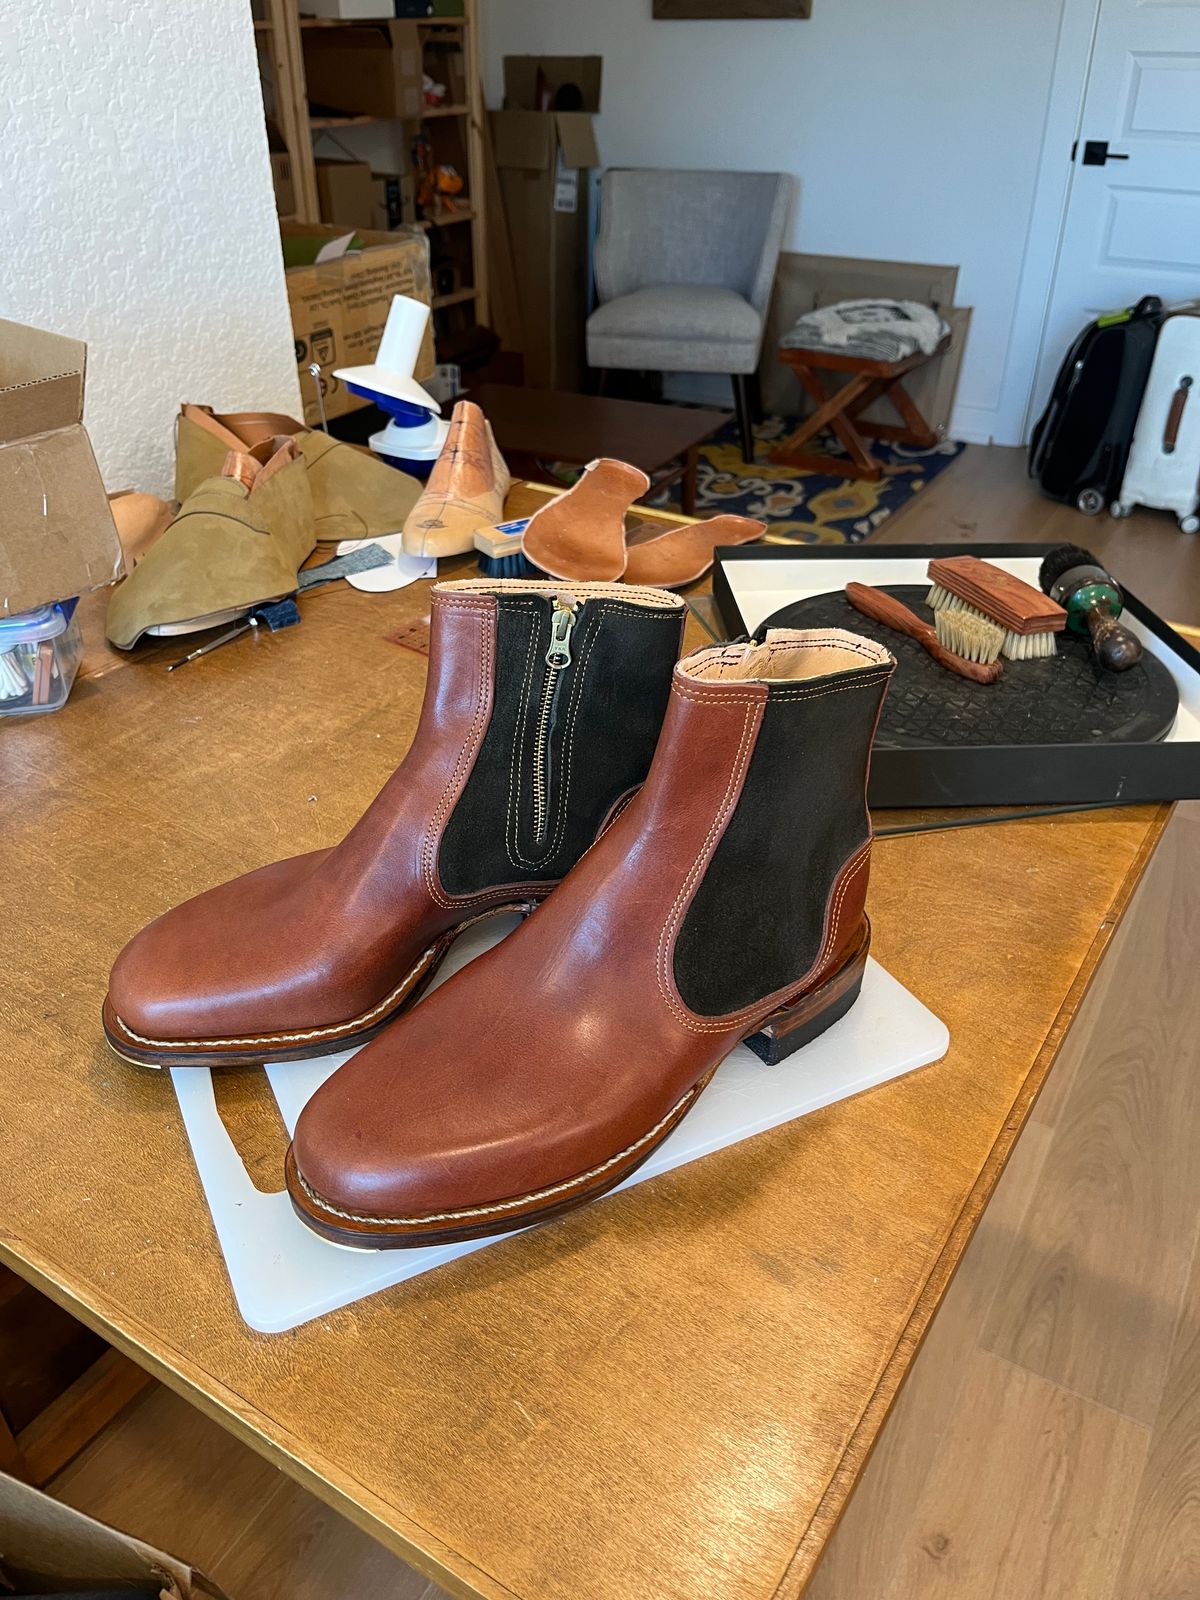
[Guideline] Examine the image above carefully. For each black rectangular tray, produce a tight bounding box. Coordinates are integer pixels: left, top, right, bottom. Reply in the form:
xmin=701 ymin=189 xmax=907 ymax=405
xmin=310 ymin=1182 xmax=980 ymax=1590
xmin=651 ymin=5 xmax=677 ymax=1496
xmin=712 ymin=542 xmax=1200 ymax=808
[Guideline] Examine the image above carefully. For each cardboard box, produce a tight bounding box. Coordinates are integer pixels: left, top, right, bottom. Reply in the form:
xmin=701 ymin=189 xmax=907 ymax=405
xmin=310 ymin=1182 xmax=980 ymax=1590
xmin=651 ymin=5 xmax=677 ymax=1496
xmin=270 ymin=150 xmax=296 ymax=216
xmin=443 ymin=45 xmax=467 ymax=106
xmin=371 ymin=167 xmax=418 ymax=230
xmin=0 ymin=318 xmax=123 ymax=617
xmin=282 ymin=223 xmax=434 ymax=424
xmin=303 ymin=20 xmax=423 ymax=120
xmin=315 ymin=157 xmax=375 ymax=227
xmin=760 ymin=253 xmax=972 ymax=437
xmin=502 ymin=55 xmax=602 ymax=114
xmin=0 ymin=1469 xmax=230 ymax=1598
xmin=491 ymin=56 xmax=601 ymax=391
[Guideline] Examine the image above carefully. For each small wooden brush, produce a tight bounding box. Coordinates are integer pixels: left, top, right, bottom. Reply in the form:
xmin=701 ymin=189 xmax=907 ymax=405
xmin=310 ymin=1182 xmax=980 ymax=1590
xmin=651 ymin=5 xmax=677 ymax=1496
xmin=845 ymin=583 xmax=1003 ymax=684
xmin=926 ymin=555 xmax=1066 ymax=660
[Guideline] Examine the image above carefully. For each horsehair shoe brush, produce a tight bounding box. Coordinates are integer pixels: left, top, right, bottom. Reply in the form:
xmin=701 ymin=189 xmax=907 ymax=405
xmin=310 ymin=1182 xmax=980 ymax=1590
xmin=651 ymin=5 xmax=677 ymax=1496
xmin=926 ymin=554 xmax=1067 ymax=661
xmin=1037 ymin=543 xmax=1143 ymax=673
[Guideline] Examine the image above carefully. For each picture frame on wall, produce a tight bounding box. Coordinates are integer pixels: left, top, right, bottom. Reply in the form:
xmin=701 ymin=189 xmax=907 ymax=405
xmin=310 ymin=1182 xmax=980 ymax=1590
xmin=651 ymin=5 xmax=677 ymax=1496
xmin=653 ymin=0 xmax=812 ymax=16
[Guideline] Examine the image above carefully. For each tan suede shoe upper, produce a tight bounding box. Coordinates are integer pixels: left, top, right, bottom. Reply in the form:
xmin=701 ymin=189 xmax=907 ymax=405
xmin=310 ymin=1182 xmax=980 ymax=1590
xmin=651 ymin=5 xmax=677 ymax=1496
xmin=106 ymin=442 xmax=314 ymax=649
xmin=176 ymin=405 xmax=422 ymax=545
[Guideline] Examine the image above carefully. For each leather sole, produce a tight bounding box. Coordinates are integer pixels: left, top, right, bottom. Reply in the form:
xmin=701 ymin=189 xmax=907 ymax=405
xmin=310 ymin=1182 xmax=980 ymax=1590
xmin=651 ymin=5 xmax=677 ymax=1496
xmin=101 ymin=900 xmax=542 ymax=1071
xmin=284 ymin=929 xmax=870 ymax=1250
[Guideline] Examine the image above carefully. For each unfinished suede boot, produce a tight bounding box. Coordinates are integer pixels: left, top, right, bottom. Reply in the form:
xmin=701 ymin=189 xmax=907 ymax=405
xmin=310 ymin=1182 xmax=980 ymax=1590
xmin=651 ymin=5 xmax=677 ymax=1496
xmin=623 ymin=513 xmax=765 ymax=588
xmin=400 ymin=400 xmax=511 ymax=558
xmin=104 ymin=578 xmax=686 ymax=1068
xmin=105 ymin=439 xmax=314 ymax=649
xmin=107 ymin=491 xmax=175 ymax=569
xmin=285 ymin=628 xmax=895 ymax=1248
xmin=176 ymin=404 xmax=422 ymax=546
xmin=521 ymin=457 xmax=650 ymax=582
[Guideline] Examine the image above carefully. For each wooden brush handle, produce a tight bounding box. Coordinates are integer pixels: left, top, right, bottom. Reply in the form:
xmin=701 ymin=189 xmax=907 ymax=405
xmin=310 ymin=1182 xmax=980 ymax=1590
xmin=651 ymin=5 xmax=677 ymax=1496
xmin=845 ymin=583 xmax=1002 ymax=685
xmin=1086 ymin=598 xmax=1142 ymax=672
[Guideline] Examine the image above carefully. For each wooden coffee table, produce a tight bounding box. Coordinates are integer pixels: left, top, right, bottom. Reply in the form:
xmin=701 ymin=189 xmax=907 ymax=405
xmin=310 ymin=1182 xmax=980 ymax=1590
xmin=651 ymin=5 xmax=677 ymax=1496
xmin=467 ymin=383 xmax=731 ymax=515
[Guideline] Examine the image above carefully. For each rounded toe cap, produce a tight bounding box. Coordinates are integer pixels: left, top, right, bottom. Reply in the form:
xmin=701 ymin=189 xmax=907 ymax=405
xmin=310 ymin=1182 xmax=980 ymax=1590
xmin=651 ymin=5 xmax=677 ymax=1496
xmin=107 ymin=905 xmax=213 ymax=1042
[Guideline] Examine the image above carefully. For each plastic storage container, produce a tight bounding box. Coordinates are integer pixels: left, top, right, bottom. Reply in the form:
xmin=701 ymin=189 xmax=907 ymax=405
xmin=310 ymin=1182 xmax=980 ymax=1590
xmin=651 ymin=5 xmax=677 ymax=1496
xmin=0 ymin=602 xmax=83 ymax=716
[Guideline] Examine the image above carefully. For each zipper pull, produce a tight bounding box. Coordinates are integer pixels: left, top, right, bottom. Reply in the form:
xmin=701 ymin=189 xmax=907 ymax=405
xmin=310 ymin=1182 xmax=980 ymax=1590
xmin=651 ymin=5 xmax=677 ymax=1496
xmin=545 ymin=593 xmax=579 ymax=669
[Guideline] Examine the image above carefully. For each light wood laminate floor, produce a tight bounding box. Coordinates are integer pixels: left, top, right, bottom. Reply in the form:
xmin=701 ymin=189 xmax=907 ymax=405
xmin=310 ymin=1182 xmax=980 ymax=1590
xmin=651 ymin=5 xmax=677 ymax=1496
xmin=46 ymin=446 xmax=1200 ymax=1597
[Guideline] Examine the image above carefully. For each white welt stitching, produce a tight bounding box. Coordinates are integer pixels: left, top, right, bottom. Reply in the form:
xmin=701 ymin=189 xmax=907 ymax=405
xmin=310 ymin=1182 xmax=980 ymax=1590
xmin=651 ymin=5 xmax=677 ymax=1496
xmin=296 ymin=1088 xmax=697 ymax=1225
xmin=115 ymin=943 xmax=441 ymax=1050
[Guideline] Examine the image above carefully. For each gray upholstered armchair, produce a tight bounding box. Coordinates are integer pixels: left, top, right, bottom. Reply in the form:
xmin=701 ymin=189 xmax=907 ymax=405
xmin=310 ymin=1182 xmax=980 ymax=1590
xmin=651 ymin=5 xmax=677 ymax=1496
xmin=586 ymin=168 xmax=790 ymax=463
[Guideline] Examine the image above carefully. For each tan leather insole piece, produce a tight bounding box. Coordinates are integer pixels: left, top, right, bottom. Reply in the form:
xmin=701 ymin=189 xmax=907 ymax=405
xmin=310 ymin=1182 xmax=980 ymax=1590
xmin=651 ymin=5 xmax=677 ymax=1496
xmin=522 ymin=459 xmax=651 ymax=582
xmin=623 ymin=515 xmax=765 ymax=588
xmin=683 ymin=628 xmax=893 ymax=682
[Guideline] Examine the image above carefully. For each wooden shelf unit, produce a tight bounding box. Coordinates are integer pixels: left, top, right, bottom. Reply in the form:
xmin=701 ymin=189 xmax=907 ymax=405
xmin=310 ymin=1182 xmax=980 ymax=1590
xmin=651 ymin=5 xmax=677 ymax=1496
xmin=252 ymin=0 xmax=489 ymax=339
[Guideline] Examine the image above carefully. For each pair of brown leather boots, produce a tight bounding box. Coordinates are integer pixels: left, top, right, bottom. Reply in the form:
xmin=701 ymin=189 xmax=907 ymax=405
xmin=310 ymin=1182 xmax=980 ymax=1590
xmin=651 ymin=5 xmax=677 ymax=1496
xmin=104 ymin=580 xmax=894 ymax=1250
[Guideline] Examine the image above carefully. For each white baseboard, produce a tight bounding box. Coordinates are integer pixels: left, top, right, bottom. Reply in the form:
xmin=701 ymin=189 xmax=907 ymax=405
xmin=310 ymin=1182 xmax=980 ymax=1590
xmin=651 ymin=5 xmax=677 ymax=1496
xmin=948 ymin=402 xmax=1026 ymax=448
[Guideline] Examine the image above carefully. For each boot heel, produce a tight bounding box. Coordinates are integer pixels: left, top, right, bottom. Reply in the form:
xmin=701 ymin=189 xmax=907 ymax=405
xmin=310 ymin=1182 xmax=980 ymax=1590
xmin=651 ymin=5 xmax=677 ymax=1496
xmin=742 ymin=939 xmax=869 ymax=1066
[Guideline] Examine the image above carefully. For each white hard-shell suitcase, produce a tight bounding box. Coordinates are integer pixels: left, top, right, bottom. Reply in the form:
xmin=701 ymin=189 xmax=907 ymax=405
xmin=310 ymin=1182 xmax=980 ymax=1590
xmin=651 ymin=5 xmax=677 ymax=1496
xmin=1113 ymin=310 xmax=1200 ymax=533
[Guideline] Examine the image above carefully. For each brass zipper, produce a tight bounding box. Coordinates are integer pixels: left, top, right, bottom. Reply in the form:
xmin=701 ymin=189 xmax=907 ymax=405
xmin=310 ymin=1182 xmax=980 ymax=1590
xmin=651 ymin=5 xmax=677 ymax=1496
xmin=531 ymin=593 xmax=579 ymax=845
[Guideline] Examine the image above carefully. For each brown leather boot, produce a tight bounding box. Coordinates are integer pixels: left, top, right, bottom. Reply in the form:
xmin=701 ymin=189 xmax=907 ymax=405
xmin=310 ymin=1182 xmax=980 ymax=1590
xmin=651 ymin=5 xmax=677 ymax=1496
xmin=286 ymin=627 xmax=896 ymax=1247
xmin=103 ymin=578 xmax=686 ymax=1068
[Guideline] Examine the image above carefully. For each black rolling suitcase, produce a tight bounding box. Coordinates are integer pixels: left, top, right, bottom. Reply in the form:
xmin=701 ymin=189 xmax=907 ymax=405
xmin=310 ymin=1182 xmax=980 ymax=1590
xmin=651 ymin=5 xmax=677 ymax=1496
xmin=1029 ymin=295 xmax=1162 ymax=514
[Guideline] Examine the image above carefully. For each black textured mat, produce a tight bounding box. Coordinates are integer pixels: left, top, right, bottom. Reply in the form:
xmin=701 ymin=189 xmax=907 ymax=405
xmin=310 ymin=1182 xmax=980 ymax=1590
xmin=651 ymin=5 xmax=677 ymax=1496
xmin=759 ymin=586 xmax=1179 ymax=748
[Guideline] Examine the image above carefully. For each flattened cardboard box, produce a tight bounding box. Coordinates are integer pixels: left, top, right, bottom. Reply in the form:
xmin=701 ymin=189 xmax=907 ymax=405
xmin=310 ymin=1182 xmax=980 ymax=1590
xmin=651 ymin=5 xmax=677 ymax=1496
xmin=283 ymin=223 xmax=434 ymax=424
xmin=315 ymin=158 xmax=375 ymax=228
xmin=0 ymin=1469 xmax=231 ymax=1599
xmin=0 ymin=318 xmax=123 ymax=617
xmin=760 ymin=253 xmax=971 ymax=438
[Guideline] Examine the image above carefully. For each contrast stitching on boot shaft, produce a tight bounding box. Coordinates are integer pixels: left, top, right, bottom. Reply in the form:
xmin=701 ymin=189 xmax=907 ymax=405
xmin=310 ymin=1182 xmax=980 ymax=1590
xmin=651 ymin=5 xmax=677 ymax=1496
xmin=655 ymin=689 xmax=761 ymax=1033
xmin=503 ymin=605 xmax=541 ymax=871
xmin=763 ymin=674 xmax=893 ymax=704
xmin=503 ymin=602 xmax=604 ymax=873
xmin=423 ymin=600 xmax=512 ymax=911
xmin=438 ymin=578 xmax=684 ymax=609
xmin=519 ymin=603 xmax=681 ymax=870
xmin=499 ymin=602 xmax=684 ymax=875
xmin=816 ymin=840 xmax=872 ymax=974
xmin=658 ymin=674 xmax=883 ymax=1033
xmin=295 ymin=1087 xmax=696 ymax=1226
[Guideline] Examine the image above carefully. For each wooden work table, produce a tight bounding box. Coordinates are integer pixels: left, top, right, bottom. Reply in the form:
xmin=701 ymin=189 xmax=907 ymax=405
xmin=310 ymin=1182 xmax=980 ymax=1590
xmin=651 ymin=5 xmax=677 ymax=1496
xmin=0 ymin=481 xmax=1169 ymax=1600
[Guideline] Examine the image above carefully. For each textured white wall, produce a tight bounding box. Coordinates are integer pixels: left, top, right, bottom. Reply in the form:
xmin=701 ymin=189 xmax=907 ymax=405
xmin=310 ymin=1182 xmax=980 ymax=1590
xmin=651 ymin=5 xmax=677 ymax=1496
xmin=0 ymin=0 xmax=301 ymax=495
xmin=486 ymin=0 xmax=1067 ymax=445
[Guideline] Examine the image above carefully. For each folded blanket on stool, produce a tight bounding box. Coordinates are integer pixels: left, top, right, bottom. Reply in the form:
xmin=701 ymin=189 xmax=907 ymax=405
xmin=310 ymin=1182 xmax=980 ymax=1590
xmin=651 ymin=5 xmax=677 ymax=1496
xmin=782 ymin=299 xmax=948 ymax=363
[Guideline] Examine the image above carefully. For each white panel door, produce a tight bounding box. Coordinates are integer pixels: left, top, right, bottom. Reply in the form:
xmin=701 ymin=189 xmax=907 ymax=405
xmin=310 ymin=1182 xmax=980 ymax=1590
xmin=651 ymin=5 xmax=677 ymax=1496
xmin=1031 ymin=0 xmax=1200 ymax=419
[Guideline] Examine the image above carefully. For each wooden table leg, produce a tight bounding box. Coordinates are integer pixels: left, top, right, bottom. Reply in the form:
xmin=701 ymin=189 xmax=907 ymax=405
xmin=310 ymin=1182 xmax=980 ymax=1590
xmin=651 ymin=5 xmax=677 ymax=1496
xmin=681 ymin=445 xmax=698 ymax=516
xmin=0 ymin=1403 xmax=31 ymax=1481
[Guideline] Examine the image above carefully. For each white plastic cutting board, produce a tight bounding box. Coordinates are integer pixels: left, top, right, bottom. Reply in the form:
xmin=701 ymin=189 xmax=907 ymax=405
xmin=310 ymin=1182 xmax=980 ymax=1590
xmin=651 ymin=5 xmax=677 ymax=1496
xmin=173 ymin=914 xmax=949 ymax=1333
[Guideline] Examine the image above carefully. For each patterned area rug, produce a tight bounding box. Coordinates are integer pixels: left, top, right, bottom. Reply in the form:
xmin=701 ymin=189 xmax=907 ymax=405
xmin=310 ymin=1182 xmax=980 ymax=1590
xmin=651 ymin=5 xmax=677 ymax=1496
xmin=659 ymin=415 xmax=966 ymax=544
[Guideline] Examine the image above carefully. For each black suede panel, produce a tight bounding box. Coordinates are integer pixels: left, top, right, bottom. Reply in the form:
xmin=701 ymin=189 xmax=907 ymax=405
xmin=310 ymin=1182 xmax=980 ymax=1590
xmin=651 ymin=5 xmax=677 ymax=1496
xmin=673 ymin=666 xmax=890 ymax=1017
xmin=438 ymin=594 xmax=683 ymax=896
